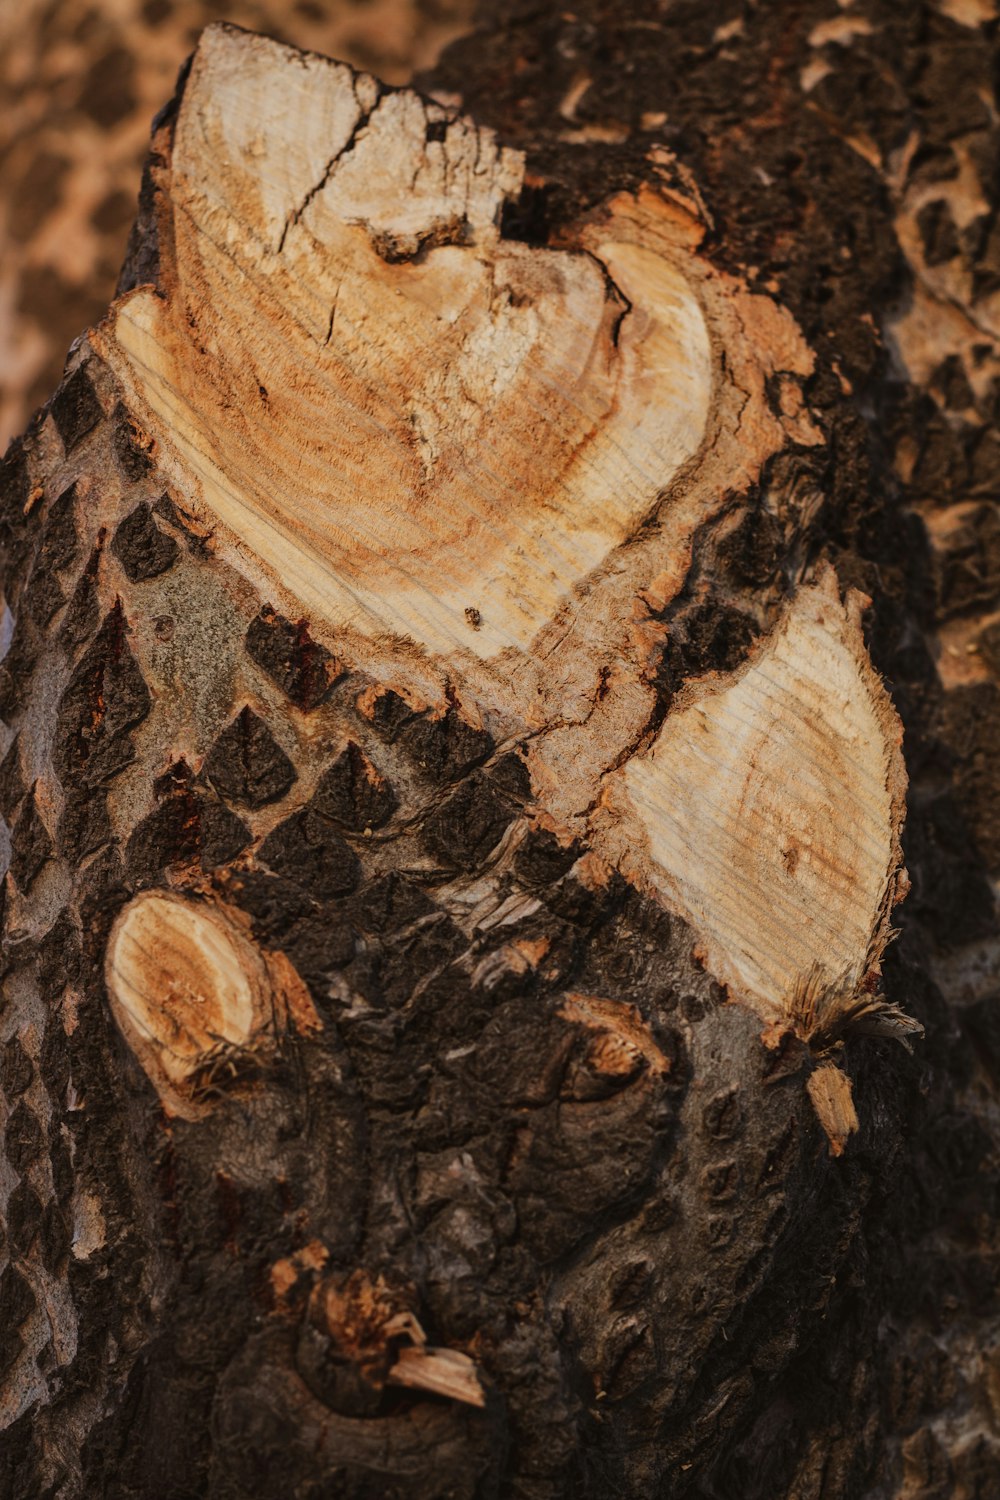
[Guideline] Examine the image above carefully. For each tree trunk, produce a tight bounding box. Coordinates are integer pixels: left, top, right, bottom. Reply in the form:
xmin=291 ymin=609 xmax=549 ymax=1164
xmin=0 ymin=0 xmax=477 ymax=449
xmin=1 ymin=6 xmax=998 ymax=1498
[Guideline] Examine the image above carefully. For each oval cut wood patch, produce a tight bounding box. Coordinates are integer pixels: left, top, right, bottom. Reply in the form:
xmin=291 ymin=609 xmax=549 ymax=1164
xmin=598 ymin=568 xmax=907 ymax=1020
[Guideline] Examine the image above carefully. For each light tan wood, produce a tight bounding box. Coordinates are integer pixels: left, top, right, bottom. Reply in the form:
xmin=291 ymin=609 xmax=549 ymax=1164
xmin=0 ymin=0 xmax=476 ymax=450
xmin=598 ymin=566 xmax=908 ymax=1024
xmin=105 ymin=891 xmax=315 ymax=1117
xmin=806 ymin=1063 xmax=860 ymax=1158
xmin=383 ymin=1309 xmax=486 ymax=1407
xmin=388 ymin=1344 xmax=486 ymax=1408
xmin=101 ymin=24 xmax=714 ymax=663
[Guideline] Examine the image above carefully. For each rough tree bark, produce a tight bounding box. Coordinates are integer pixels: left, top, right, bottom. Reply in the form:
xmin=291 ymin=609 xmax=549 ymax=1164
xmin=1 ymin=5 xmax=999 ymax=1499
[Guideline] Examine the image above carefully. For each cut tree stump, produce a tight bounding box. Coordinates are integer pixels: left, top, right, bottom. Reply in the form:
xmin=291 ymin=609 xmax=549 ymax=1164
xmin=1 ymin=8 xmax=999 ymax=1499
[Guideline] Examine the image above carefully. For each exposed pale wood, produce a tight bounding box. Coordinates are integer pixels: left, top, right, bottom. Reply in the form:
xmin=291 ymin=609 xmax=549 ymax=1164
xmin=305 ymin=1270 xmax=486 ymax=1409
xmin=806 ymin=1063 xmax=860 ymax=1158
xmin=598 ymin=566 xmax=907 ymax=1023
xmin=383 ymin=1310 xmax=486 ymax=1408
xmin=388 ymin=1345 xmax=486 ymax=1408
xmin=559 ymin=992 xmax=672 ymax=1076
xmin=0 ymin=0 xmax=477 ymax=449
xmin=105 ymin=890 xmax=316 ymax=1117
xmin=787 ymin=965 xmax=923 ymax=1054
xmin=100 ymin=27 xmax=713 ymax=663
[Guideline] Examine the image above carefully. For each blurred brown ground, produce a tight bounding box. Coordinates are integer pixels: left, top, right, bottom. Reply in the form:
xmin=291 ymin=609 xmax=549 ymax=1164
xmin=0 ymin=0 xmax=475 ymax=449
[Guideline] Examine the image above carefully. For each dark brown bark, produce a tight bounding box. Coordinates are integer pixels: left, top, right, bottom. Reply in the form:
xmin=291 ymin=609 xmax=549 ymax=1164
xmin=1 ymin=5 xmax=999 ymax=1500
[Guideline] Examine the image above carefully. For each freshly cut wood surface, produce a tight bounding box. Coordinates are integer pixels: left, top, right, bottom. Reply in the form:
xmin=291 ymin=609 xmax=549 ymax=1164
xmin=102 ymin=25 xmax=713 ymax=663
xmin=601 ymin=567 xmax=907 ymax=1020
xmin=0 ymin=0 xmax=477 ymax=449
xmin=105 ymin=890 xmax=315 ymax=1117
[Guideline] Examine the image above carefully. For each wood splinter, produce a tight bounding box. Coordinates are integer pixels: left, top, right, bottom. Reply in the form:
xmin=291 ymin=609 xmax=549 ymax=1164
xmin=387 ymin=1343 xmax=486 ymax=1409
xmin=806 ymin=1064 xmax=861 ymax=1159
xmin=385 ymin=1309 xmax=487 ymax=1410
xmin=305 ymin=1271 xmax=487 ymax=1412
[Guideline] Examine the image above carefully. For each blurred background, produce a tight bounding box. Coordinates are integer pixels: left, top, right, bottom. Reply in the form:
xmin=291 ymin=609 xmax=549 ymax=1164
xmin=0 ymin=0 xmax=475 ymax=449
